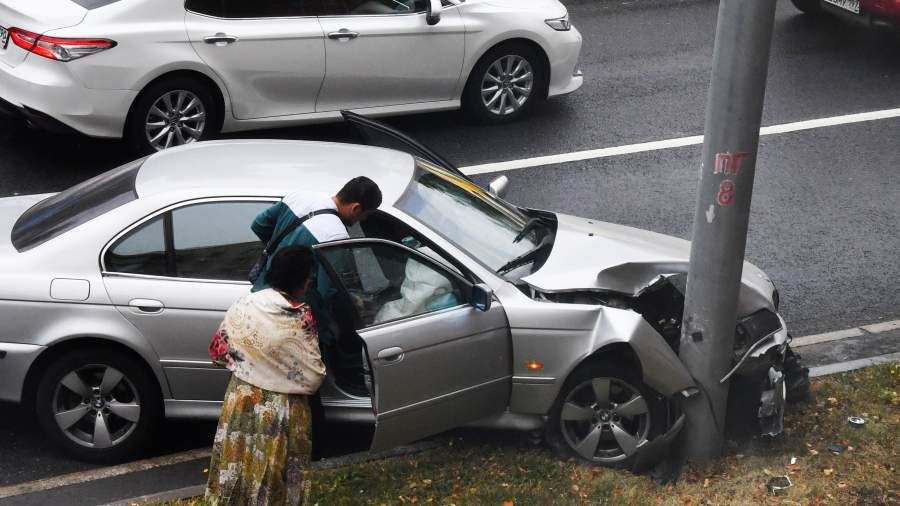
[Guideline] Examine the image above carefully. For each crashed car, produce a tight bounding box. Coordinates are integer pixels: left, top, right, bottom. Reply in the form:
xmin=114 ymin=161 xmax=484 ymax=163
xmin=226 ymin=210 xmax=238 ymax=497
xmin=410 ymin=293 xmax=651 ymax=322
xmin=0 ymin=113 xmax=804 ymax=466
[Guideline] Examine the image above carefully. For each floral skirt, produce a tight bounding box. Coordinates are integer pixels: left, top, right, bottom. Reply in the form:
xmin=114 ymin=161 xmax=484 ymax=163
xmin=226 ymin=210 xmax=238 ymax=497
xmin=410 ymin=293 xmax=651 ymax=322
xmin=205 ymin=376 xmax=313 ymax=506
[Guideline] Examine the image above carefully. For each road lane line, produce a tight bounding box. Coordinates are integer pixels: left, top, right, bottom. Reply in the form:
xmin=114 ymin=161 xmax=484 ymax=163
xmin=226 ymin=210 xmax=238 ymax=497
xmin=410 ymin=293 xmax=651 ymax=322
xmin=460 ymin=106 xmax=900 ymax=175
xmin=0 ymin=447 xmax=211 ymax=500
xmin=860 ymin=319 xmax=900 ymax=334
xmin=809 ymin=352 xmax=900 ymax=378
xmin=791 ymin=327 xmax=865 ymax=348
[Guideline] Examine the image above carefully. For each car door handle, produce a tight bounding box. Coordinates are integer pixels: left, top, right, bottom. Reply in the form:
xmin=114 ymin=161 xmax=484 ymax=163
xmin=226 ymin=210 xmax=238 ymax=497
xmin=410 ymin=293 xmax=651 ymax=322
xmin=377 ymin=347 xmax=404 ymax=362
xmin=128 ymin=299 xmax=164 ymax=314
xmin=203 ymin=33 xmax=239 ymax=46
xmin=327 ymin=30 xmax=359 ymax=41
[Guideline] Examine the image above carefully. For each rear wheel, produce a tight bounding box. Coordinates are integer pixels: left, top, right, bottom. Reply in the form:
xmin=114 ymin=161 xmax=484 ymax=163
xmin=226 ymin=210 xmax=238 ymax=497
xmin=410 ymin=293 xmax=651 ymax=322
xmin=790 ymin=0 xmax=822 ymax=15
xmin=462 ymin=43 xmax=547 ymax=124
xmin=35 ymin=348 xmax=162 ymax=463
xmin=546 ymin=361 xmax=665 ymax=468
xmin=126 ymin=77 xmax=219 ymax=154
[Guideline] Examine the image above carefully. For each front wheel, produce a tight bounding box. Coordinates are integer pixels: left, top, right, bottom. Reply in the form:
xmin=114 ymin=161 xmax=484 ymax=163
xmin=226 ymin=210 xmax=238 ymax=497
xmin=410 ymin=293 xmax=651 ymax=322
xmin=462 ymin=43 xmax=546 ymax=124
xmin=35 ymin=348 xmax=162 ymax=463
xmin=546 ymin=362 xmax=664 ymax=468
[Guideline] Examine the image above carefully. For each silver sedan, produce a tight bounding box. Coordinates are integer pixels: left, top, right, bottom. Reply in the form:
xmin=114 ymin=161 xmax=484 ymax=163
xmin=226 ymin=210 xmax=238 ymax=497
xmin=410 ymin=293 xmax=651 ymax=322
xmin=0 ymin=114 xmax=798 ymax=467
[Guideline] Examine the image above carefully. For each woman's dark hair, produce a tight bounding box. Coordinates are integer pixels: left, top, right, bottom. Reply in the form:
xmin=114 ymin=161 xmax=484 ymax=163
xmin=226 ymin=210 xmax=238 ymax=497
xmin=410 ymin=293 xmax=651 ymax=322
xmin=336 ymin=176 xmax=383 ymax=212
xmin=265 ymin=245 xmax=314 ymax=294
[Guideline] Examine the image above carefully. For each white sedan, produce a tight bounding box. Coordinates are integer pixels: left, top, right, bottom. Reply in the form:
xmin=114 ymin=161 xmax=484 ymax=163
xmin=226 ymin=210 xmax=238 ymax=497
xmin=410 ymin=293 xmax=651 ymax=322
xmin=0 ymin=0 xmax=583 ymax=152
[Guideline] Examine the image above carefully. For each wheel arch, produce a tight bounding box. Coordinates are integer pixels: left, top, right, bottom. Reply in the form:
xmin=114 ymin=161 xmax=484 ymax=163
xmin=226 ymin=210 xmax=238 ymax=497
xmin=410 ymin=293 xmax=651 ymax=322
xmin=463 ymin=37 xmax=552 ymax=99
xmin=22 ymin=336 xmax=168 ymax=410
xmin=124 ymin=68 xmax=228 ymax=138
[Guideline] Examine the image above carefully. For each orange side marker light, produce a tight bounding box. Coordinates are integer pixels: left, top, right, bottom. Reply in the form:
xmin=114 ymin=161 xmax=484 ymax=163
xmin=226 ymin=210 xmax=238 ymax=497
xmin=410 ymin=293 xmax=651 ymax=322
xmin=524 ymin=360 xmax=543 ymax=371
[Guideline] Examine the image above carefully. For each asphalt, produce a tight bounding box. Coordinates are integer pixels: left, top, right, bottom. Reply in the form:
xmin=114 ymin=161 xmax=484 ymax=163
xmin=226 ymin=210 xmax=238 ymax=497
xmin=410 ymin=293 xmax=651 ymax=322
xmin=0 ymin=0 xmax=898 ymax=502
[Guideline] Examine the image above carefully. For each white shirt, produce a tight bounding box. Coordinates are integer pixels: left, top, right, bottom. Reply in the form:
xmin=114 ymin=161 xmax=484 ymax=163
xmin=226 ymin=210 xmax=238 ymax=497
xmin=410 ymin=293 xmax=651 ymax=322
xmin=282 ymin=190 xmax=349 ymax=243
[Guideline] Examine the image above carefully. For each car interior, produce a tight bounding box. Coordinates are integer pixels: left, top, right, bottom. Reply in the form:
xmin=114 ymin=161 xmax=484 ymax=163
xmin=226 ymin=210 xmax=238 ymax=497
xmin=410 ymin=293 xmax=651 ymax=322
xmin=323 ymin=210 xmax=474 ymax=397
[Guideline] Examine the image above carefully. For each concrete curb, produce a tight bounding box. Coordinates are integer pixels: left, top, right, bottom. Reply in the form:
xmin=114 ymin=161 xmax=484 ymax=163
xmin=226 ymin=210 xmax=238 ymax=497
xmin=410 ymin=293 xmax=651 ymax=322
xmin=103 ymin=439 xmax=444 ymax=505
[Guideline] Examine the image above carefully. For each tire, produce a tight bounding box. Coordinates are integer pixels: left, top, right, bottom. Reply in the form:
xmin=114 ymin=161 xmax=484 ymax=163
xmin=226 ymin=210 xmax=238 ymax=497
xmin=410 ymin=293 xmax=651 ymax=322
xmin=462 ymin=42 xmax=547 ymax=124
xmin=126 ymin=76 xmax=219 ymax=154
xmin=790 ymin=0 xmax=822 ymax=15
xmin=545 ymin=361 xmax=666 ymax=468
xmin=35 ymin=347 xmax=163 ymax=463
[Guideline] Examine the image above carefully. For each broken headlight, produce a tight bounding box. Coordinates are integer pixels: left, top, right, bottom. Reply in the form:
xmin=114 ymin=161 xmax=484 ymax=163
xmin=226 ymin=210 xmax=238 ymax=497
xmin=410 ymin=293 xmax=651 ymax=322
xmin=733 ymin=309 xmax=782 ymax=355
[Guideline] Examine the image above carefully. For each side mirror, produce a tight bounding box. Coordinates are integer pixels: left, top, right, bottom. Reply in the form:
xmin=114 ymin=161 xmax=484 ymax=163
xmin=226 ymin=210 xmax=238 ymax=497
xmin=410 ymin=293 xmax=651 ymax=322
xmin=470 ymin=283 xmax=493 ymax=312
xmin=426 ymin=0 xmax=443 ymax=25
xmin=488 ymin=175 xmax=509 ymax=199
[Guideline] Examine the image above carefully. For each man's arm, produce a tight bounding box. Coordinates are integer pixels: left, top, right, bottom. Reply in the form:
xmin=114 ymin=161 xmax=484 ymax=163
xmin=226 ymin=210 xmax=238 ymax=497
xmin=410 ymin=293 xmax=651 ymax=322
xmin=251 ymin=202 xmax=285 ymax=244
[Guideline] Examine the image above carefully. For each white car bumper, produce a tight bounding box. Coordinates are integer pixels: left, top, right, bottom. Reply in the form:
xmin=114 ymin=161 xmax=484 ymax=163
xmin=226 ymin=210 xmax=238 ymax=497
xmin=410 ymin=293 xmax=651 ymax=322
xmin=547 ymin=25 xmax=584 ymax=98
xmin=0 ymin=56 xmax=135 ymax=139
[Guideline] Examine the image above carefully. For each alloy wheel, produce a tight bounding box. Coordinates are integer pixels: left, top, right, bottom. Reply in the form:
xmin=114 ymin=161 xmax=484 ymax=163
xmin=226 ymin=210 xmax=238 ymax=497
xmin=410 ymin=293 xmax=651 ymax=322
xmin=51 ymin=364 xmax=141 ymax=449
xmin=559 ymin=377 xmax=650 ymax=463
xmin=145 ymin=90 xmax=207 ymax=151
xmin=481 ymin=55 xmax=534 ymax=116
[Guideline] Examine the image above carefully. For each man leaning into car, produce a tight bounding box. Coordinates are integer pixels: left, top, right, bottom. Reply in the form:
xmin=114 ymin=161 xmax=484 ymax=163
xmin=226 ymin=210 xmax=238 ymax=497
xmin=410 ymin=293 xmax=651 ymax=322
xmin=249 ymin=176 xmax=383 ymax=349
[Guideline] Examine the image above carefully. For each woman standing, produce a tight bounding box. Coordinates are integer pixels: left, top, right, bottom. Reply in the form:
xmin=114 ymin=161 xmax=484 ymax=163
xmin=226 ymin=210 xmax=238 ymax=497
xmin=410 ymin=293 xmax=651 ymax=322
xmin=205 ymin=246 xmax=326 ymax=505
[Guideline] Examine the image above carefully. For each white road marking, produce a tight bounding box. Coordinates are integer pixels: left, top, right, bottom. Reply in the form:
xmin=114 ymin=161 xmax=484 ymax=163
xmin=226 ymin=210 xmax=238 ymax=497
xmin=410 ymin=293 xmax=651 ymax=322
xmin=809 ymin=351 xmax=900 ymax=378
xmin=861 ymin=319 xmax=900 ymax=334
xmin=460 ymin=106 xmax=900 ymax=175
xmin=0 ymin=447 xmax=211 ymax=500
xmin=790 ymin=327 xmax=865 ymax=348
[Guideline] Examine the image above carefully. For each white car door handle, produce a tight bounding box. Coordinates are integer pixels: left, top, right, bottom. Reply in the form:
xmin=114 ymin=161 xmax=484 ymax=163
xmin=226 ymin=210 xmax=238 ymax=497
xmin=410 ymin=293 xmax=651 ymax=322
xmin=204 ymin=33 xmax=239 ymax=46
xmin=128 ymin=299 xmax=164 ymax=314
xmin=377 ymin=347 xmax=404 ymax=362
xmin=327 ymin=30 xmax=359 ymax=41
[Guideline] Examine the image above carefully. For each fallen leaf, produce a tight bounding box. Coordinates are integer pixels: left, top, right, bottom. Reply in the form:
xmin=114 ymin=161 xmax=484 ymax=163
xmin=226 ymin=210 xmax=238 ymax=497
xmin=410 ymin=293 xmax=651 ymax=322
xmin=827 ymin=397 xmax=838 ymax=404
xmin=703 ymin=479 xmax=710 ymax=488
xmin=837 ymin=482 xmax=848 ymax=489
xmin=823 ymin=469 xmax=834 ymax=476
xmin=502 ymin=501 xmax=514 ymax=506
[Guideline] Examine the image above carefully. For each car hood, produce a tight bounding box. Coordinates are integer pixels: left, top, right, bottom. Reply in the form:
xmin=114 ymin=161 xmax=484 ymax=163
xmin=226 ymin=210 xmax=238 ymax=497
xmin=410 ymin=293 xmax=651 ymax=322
xmin=0 ymin=193 xmax=53 ymax=256
xmin=522 ymin=213 xmax=775 ymax=302
xmin=478 ymin=0 xmax=567 ymax=15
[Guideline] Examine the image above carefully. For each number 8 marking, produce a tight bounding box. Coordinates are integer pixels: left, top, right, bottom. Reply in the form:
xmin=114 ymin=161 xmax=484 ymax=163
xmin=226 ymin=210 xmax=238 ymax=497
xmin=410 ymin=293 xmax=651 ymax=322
xmin=717 ymin=179 xmax=735 ymax=207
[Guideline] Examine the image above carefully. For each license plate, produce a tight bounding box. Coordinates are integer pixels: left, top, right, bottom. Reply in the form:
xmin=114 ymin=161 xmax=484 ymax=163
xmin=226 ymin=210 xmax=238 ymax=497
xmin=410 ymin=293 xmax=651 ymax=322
xmin=0 ymin=27 xmax=8 ymax=50
xmin=824 ymin=0 xmax=860 ymax=14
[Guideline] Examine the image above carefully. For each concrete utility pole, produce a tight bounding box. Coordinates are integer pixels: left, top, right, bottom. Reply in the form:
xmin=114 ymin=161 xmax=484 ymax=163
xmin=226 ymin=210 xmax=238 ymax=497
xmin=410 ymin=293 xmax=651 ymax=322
xmin=678 ymin=0 xmax=778 ymax=460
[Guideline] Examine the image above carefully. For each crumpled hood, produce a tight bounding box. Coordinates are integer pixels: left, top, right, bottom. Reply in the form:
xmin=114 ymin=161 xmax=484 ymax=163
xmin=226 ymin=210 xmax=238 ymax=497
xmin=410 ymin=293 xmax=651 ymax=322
xmin=523 ymin=213 xmax=776 ymax=306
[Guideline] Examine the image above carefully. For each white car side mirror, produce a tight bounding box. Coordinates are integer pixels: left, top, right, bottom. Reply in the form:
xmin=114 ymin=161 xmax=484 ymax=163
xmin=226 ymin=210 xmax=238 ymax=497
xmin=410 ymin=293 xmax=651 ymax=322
xmin=470 ymin=283 xmax=493 ymax=312
xmin=488 ymin=175 xmax=509 ymax=199
xmin=427 ymin=0 xmax=443 ymax=25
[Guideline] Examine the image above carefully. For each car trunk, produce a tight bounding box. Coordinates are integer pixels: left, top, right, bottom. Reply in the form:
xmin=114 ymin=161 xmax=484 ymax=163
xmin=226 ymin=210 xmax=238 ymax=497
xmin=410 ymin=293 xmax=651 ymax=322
xmin=0 ymin=1 xmax=88 ymax=67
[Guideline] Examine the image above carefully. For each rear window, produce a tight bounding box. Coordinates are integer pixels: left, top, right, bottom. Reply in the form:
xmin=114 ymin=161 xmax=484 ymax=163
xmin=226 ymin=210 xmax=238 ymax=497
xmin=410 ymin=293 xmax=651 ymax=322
xmin=11 ymin=158 xmax=144 ymax=252
xmin=70 ymin=0 xmax=123 ymax=8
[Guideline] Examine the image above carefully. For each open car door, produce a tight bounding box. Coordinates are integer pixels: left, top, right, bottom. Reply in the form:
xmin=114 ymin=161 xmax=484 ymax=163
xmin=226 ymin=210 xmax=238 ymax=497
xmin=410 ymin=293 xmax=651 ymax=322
xmin=340 ymin=111 xmax=470 ymax=181
xmin=314 ymin=238 xmax=512 ymax=451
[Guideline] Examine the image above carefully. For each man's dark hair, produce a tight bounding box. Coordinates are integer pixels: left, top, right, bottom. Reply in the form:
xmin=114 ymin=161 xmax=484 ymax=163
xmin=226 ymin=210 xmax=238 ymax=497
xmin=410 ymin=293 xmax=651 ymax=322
xmin=336 ymin=176 xmax=383 ymax=212
xmin=266 ymin=245 xmax=314 ymax=294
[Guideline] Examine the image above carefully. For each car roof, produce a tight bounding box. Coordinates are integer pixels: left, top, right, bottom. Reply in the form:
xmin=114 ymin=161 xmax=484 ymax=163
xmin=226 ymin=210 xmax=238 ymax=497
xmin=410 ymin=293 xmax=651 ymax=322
xmin=134 ymin=140 xmax=416 ymax=204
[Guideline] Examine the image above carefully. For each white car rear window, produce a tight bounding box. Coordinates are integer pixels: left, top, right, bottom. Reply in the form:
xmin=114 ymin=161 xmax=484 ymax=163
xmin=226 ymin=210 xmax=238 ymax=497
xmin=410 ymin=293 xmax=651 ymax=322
xmin=11 ymin=158 xmax=144 ymax=252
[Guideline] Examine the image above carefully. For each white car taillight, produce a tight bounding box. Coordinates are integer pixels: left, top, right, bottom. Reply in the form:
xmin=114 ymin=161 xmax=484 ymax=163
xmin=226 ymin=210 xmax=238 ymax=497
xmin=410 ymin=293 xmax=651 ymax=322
xmin=9 ymin=28 xmax=116 ymax=62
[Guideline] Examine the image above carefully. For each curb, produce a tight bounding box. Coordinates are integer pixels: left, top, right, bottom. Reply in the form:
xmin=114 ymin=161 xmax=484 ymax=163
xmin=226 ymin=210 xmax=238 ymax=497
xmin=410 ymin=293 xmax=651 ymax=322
xmin=103 ymin=439 xmax=444 ymax=505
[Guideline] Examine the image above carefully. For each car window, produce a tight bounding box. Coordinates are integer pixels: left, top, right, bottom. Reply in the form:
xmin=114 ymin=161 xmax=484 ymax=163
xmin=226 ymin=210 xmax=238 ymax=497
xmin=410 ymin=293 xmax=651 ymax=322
xmin=396 ymin=159 xmax=539 ymax=273
xmin=172 ymin=201 xmax=271 ymax=281
xmin=185 ymin=0 xmax=314 ymax=18
xmin=12 ymin=158 xmax=144 ymax=252
xmin=105 ymin=216 xmax=168 ymax=276
xmin=319 ymin=242 xmax=465 ymax=328
xmin=315 ymin=0 xmax=427 ymax=15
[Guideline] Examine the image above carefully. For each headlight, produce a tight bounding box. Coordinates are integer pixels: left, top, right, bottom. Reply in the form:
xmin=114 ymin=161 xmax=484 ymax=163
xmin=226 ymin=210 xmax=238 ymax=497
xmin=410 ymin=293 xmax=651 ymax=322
xmin=545 ymin=14 xmax=572 ymax=31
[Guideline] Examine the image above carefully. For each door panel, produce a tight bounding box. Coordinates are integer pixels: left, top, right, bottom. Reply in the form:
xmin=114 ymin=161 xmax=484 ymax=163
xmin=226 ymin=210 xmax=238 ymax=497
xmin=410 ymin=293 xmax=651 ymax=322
xmin=360 ymin=305 xmax=511 ymax=450
xmin=315 ymin=239 xmax=512 ymax=451
xmin=185 ymin=11 xmax=326 ymax=119
xmin=316 ymin=9 xmax=465 ymax=111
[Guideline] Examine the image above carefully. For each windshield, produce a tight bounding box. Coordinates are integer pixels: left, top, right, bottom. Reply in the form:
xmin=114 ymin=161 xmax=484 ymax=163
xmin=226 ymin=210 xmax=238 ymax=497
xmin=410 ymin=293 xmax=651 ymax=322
xmin=11 ymin=158 xmax=144 ymax=252
xmin=396 ymin=159 xmax=542 ymax=274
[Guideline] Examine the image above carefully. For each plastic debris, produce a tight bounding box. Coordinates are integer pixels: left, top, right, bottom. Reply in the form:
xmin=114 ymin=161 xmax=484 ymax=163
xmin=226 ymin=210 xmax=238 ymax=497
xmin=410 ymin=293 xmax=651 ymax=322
xmin=790 ymin=456 xmax=798 ymax=465
xmin=827 ymin=443 xmax=843 ymax=455
xmin=767 ymin=476 xmax=793 ymax=496
xmin=848 ymin=416 xmax=866 ymax=428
